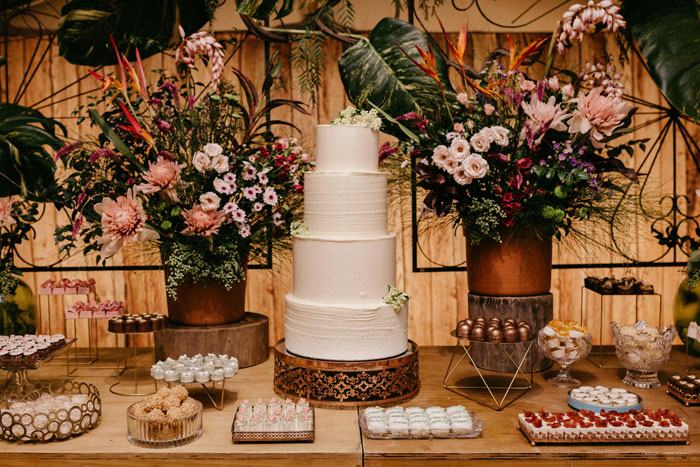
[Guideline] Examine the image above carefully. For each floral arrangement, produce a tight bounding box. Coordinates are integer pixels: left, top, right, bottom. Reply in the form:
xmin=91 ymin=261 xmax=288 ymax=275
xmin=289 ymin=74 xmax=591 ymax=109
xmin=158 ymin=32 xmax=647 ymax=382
xmin=0 ymin=197 xmax=41 ymax=298
xmin=331 ymin=106 xmax=382 ymax=131
xmin=387 ymin=1 xmax=644 ymax=245
xmin=383 ymin=285 xmax=410 ymax=313
xmin=55 ymin=31 xmax=312 ymax=298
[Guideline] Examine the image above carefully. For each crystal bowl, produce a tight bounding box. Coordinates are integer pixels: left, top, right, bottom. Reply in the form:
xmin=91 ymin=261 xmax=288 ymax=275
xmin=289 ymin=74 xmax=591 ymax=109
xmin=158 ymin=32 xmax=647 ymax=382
xmin=538 ymin=328 xmax=592 ymax=388
xmin=127 ymin=399 xmax=202 ymax=448
xmin=610 ymin=320 xmax=675 ymax=388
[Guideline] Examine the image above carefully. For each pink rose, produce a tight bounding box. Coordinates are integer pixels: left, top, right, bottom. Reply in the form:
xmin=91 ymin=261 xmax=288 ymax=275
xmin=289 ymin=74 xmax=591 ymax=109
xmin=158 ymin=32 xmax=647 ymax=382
xmin=520 ymin=80 xmax=535 ymax=92
xmin=562 ymin=84 xmax=575 ymax=99
xmin=548 ymin=76 xmax=560 ymax=91
xmin=457 ymin=93 xmax=469 ymax=105
xmin=484 ymin=104 xmax=495 ymax=115
xmin=462 ymin=154 xmax=489 ymax=179
xmin=454 ymin=122 xmax=464 ymax=132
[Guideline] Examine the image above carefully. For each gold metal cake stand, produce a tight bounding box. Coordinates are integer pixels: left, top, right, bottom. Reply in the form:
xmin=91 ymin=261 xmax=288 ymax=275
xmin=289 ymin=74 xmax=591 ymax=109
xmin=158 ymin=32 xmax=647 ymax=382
xmin=443 ymin=331 xmax=534 ymax=411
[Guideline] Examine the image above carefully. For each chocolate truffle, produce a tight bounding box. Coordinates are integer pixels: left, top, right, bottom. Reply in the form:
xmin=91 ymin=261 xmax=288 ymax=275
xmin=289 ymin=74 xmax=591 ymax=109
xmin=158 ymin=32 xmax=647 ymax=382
xmin=488 ymin=328 xmax=503 ymax=342
xmin=457 ymin=322 xmax=471 ymax=338
xmin=518 ymin=324 xmax=533 ymax=341
xmin=504 ymin=327 xmax=519 ymax=343
xmin=464 ymin=318 xmax=474 ymax=327
xmin=471 ymin=326 xmax=486 ymax=341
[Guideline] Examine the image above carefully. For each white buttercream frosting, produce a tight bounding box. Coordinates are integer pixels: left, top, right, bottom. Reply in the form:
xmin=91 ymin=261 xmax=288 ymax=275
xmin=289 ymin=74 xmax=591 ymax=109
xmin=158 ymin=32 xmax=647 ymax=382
xmin=303 ymin=172 xmax=388 ymax=237
xmin=285 ymin=295 xmax=408 ymax=361
xmin=315 ymin=125 xmax=379 ymax=172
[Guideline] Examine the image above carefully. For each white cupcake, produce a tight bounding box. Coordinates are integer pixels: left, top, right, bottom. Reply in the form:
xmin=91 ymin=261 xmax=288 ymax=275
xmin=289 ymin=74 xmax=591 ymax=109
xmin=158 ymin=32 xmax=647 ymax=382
xmin=195 ymin=370 xmax=210 ymax=383
xmin=180 ymin=370 xmax=195 ymax=383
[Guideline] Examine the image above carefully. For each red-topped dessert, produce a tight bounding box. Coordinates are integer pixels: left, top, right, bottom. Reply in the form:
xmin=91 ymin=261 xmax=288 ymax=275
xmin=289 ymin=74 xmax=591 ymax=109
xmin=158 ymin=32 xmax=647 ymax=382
xmin=518 ymin=408 xmax=689 ymax=445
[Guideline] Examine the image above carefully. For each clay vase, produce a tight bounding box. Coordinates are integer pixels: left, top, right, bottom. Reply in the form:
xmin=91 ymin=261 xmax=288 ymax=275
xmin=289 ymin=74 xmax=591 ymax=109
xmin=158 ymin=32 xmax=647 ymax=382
xmin=467 ymin=233 xmax=552 ymax=296
xmin=164 ymin=257 xmax=248 ymax=327
xmin=0 ymin=278 xmax=37 ymax=335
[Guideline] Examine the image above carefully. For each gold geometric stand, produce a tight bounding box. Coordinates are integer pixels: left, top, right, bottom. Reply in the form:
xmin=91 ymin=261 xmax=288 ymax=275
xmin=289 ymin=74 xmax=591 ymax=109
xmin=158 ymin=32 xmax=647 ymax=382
xmin=443 ymin=331 xmax=534 ymax=411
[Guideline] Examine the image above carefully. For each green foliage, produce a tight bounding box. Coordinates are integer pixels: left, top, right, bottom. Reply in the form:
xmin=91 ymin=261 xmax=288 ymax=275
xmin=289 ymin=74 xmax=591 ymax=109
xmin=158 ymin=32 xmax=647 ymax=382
xmin=623 ymin=0 xmax=700 ymax=119
xmin=57 ymin=0 xmax=215 ymax=66
xmin=460 ymin=199 xmax=505 ymax=245
xmin=338 ymin=18 xmax=454 ymax=139
xmin=163 ymin=243 xmax=245 ymax=299
xmin=236 ymin=0 xmax=295 ymax=20
xmin=292 ymin=32 xmax=325 ymax=106
xmin=0 ymin=103 xmax=65 ymax=201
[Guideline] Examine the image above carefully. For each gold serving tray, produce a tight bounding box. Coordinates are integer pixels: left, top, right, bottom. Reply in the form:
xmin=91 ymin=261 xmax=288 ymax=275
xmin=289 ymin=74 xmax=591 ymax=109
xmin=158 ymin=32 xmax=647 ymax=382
xmin=667 ymin=383 xmax=700 ymax=406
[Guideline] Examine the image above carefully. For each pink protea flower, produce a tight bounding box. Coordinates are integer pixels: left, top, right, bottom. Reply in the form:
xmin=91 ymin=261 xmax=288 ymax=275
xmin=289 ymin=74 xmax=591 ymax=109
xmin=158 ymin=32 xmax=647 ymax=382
xmin=181 ymin=204 xmax=226 ymax=236
xmin=0 ymin=197 xmax=16 ymax=228
xmin=94 ymin=189 xmax=159 ymax=257
xmin=568 ymin=87 xmax=633 ymax=148
xmin=520 ymin=94 xmax=570 ymax=145
xmin=136 ymin=157 xmax=184 ymax=200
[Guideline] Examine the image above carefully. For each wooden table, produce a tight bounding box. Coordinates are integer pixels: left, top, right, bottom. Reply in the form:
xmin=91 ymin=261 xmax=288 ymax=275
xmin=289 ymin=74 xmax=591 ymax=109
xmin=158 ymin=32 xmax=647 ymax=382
xmin=1 ymin=346 xmax=699 ymax=466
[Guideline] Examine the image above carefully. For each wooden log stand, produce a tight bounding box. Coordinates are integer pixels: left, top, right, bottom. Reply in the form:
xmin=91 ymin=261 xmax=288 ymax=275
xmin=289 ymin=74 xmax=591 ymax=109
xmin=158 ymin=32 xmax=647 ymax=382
xmin=154 ymin=312 xmax=269 ymax=368
xmin=273 ymin=339 xmax=420 ymax=408
xmin=468 ymin=293 xmax=553 ymax=372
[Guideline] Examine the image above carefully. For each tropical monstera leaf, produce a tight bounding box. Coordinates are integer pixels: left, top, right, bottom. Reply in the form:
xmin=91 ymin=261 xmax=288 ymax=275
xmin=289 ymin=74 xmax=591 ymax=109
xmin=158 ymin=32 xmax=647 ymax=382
xmin=338 ymin=17 xmax=454 ymax=138
xmin=624 ymin=0 xmax=700 ymax=119
xmin=236 ymin=0 xmax=295 ymax=20
xmin=0 ymin=103 xmax=65 ymax=201
xmin=57 ymin=0 xmax=214 ymax=66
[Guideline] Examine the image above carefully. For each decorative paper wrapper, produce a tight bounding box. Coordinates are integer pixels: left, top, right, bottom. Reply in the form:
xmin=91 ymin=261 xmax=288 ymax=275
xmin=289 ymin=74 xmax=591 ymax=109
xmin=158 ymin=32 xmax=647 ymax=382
xmin=231 ymin=407 xmax=314 ymax=443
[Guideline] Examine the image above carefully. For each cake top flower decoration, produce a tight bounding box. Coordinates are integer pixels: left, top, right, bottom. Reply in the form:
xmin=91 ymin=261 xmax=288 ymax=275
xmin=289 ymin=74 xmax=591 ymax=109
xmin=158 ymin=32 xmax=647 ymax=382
xmin=383 ymin=285 xmax=410 ymax=313
xmin=331 ymin=106 xmax=382 ymax=131
xmin=290 ymin=222 xmax=310 ymax=237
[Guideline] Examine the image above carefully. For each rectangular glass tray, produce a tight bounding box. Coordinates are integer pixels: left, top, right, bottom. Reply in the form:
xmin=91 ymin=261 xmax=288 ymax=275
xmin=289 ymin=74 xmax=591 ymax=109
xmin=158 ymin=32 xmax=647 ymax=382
xmin=231 ymin=407 xmax=314 ymax=443
xmin=359 ymin=409 xmax=482 ymax=439
xmin=0 ymin=338 xmax=76 ymax=371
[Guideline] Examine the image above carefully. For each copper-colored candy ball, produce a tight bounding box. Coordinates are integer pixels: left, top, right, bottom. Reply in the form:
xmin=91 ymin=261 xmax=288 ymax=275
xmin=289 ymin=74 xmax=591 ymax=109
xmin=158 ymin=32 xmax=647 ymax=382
xmin=471 ymin=326 xmax=486 ymax=341
xmin=487 ymin=324 xmax=499 ymax=335
xmin=457 ymin=322 xmax=472 ymax=337
xmin=504 ymin=318 xmax=516 ymax=327
xmin=518 ymin=324 xmax=533 ymax=340
xmin=517 ymin=320 xmax=529 ymax=328
xmin=464 ymin=318 xmax=474 ymax=327
xmin=488 ymin=316 xmax=501 ymax=324
xmin=504 ymin=327 xmax=519 ymax=343
xmin=488 ymin=328 xmax=503 ymax=342
xmin=475 ymin=317 xmax=487 ymax=325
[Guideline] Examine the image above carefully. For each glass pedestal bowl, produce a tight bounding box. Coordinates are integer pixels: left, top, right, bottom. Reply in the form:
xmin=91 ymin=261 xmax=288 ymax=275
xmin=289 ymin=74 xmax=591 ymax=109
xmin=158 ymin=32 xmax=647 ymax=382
xmin=610 ymin=320 xmax=675 ymax=389
xmin=538 ymin=328 xmax=592 ymax=388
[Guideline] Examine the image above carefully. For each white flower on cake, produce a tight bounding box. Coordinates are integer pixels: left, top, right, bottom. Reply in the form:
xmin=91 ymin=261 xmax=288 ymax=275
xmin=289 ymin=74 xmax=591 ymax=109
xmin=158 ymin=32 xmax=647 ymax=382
xmin=331 ymin=106 xmax=382 ymax=131
xmin=383 ymin=285 xmax=410 ymax=313
xmin=290 ymin=222 xmax=309 ymax=236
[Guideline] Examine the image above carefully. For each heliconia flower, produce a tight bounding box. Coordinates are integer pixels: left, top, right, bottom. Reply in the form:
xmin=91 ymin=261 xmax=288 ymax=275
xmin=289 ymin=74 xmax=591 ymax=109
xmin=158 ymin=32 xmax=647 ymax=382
xmin=54 ymin=141 xmax=82 ymax=162
xmin=181 ymin=204 xmax=226 ymax=236
xmin=0 ymin=197 xmax=16 ymax=227
xmin=437 ymin=17 xmax=467 ymax=64
xmin=175 ymin=26 xmax=225 ymax=90
xmin=568 ymin=87 xmax=633 ymax=148
xmin=398 ymin=43 xmax=442 ymax=90
xmin=556 ymin=1 xmax=626 ymax=54
xmin=87 ymin=70 xmax=123 ymax=99
xmin=94 ymin=188 xmax=159 ymax=257
xmin=117 ymin=101 xmax=156 ymax=153
xmin=508 ymin=34 xmax=549 ymax=71
xmin=136 ymin=157 xmax=184 ymax=201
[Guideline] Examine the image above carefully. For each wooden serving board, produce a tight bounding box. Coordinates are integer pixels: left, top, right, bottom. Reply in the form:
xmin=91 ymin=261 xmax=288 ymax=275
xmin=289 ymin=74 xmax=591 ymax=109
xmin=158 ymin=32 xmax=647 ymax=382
xmin=517 ymin=420 xmax=690 ymax=446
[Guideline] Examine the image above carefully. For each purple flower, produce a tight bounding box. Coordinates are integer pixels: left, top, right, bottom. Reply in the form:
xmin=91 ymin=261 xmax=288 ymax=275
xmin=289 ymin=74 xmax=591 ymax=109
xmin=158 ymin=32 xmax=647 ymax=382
xmin=159 ymin=82 xmax=180 ymax=106
xmin=71 ymin=214 xmax=83 ymax=240
xmin=76 ymin=191 xmax=87 ymax=209
xmin=54 ymin=141 xmax=82 ymax=162
xmin=539 ymin=160 xmax=547 ymax=166
xmin=88 ymin=148 xmax=117 ymax=163
xmin=395 ymin=112 xmax=421 ymax=121
xmin=378 ymin=142 xmax=398 ymax=165
xmin=147 ymin=98 xmax=163 ymax=107
xmin=155 ymin=119 xmax=172 ymax=132
xmin=416 ymin=119 xmax=429 ymax=131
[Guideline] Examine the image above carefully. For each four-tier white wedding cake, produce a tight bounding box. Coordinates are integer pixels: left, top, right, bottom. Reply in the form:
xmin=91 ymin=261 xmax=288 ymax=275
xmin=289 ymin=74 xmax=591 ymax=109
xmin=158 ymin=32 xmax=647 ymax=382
xmin=284 ymin=124 xmax=409 ymax=361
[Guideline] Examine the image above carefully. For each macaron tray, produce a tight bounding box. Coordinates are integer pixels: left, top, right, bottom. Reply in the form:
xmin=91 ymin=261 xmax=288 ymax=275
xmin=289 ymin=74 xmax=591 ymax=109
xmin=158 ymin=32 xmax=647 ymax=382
xmin=359 ymin=405 xmax=482 ymax=439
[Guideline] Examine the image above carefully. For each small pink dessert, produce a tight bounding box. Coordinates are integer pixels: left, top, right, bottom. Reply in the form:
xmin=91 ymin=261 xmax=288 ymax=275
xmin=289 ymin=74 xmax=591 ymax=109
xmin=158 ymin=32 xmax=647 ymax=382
xmin=39 ymin=279 xmax=55 ymax=295
xmin=92 ymin=310 xmax=106 ymax=319
xmin=64 ymin=279 xmax=81 ymax=294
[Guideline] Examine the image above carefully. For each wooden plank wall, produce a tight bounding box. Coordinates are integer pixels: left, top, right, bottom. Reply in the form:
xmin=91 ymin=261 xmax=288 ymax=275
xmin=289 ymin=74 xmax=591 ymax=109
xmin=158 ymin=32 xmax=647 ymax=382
xmin=0 ymin=31 xmax=695 ymax=348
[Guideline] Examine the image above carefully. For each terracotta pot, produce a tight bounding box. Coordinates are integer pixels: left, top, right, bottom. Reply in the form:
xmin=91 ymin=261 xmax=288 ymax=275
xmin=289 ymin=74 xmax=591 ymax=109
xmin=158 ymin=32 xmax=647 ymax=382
xmin=467 ymin=234 xmax=552 ymax=296
xmin=164 ymin=259 xmax=248 ymax=327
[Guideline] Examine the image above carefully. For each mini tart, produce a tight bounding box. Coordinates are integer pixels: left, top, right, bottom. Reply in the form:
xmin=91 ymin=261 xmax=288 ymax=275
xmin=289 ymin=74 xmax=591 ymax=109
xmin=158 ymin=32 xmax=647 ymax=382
xmin=636 ymin=281 xmax=654 ymax=295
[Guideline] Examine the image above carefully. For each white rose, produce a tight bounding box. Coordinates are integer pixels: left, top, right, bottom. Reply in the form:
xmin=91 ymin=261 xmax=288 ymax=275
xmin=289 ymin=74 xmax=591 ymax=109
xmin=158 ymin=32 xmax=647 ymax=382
xmin=431 ymin=145 xmax=450 ymax=169
xmin=199 ymin=192 xmax=221 ymax=211
xmin=453 ymin=166 xmax=472 ymax=186
xmin=202 ymin=142 xmax=223 ymax=158
xmin=192 ymin=151 xmax=210 ymax=173
xmin=449 ymin=137 xmax=470 ymax=161
xmin=443 ymin=156 xmax=459 ymax=174
xmin=211 ymin=154 xmax=229 ymax=173
xmin=462 ymin=154 xmax=489 ymax=179
xmin=490 ymin=126 xmax=510 ymax=146
xmin=480 ymin=127 xmax=496 ymax=143
xmin=470 ymin=132 xmax=491 ymax=153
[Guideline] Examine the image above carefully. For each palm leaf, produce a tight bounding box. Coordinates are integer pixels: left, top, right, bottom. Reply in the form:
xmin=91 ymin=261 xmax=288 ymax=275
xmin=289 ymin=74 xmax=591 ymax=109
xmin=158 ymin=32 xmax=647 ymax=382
xmin=57 ymin=0 xmax=214 ymax=66
xmin=338 ymin=17 xmax=454 ymax=139
xmin=624 ymin=0 xmax=700 ymax=119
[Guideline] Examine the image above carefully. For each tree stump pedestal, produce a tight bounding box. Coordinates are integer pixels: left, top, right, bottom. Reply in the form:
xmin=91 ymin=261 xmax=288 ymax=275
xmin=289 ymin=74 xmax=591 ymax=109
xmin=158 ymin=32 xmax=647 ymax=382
xmin=468 ymin=293 xmax=552 ymax=372
xmin=154 ymin=312 xmax=269 ymax=368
